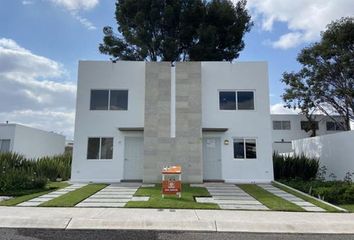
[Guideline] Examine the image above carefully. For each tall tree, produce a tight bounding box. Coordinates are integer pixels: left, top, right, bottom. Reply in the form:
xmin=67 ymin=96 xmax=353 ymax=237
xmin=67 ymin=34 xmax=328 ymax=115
xmin=99 ymin=0 xmax=252 ymax=62
xmin=281 ymin=17 xmax=354 ymax=131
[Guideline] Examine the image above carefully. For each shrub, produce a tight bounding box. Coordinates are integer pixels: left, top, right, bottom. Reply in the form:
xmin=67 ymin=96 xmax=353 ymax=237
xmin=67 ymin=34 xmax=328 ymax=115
xmin=0 ymin=152 xmax=72 ymax=194
xmin=273 ymin=152 xmax=319 ymax=181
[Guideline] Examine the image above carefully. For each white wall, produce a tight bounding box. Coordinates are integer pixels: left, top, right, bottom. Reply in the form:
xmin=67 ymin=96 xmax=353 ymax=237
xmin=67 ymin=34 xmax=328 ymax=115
xmin=201 ymin=62 xmax=274 ymax=182
xmin=292 ymin=130 xmax=354 ymax=180
xmin=0 ymin=124 xmax=16 ymax=151
xmin=71 ymin=61 xmax=145 ymax=182
xmin=0 ymin=124 xmax=65 ymax=159
xmin=271 ymin=114 xmax=346 ymax=153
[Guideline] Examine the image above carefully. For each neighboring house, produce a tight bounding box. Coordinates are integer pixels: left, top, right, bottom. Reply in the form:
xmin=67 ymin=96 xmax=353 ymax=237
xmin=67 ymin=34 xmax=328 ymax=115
xmin=0 ymin=123 xmax=65 ymax=159
xmin=271 ymin=114 xmax=347 ymax=153
xmin=72 ymin=61 xmax=274 ymax=183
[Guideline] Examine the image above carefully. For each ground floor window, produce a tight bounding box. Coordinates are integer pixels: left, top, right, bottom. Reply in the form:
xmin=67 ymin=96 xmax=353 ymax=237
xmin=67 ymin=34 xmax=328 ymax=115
xmin=233 ymin=138 xmax=257 ymax=159
xmin=87 ymin=137 xmax=113 ymax=160
xmin=0 ymin=139 xmax=10 ymax=153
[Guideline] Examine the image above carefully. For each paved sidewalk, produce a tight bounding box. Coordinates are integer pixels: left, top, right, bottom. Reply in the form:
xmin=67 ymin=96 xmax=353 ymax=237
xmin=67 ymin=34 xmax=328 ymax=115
xmin=17 ymin=184 xmax=87 ymax=207
xmin=258 ymin=184 xmax=325 ymax=212
xmin=0 ymin=207 xmax=353 ymax=233
xmin=193 ymin=183 xmax=268 ymax=210
xmin=76 ymin=183 xmax=146 ymax=208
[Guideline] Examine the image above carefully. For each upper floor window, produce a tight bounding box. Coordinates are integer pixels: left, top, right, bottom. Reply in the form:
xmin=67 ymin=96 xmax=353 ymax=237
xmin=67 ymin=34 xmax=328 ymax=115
xmin=90 ymin=90 xmax=109 ymax=110
xmin=87 ymin=137 xmax=113 ymax=160
xmin=301 ymin=121 xmax=319 ymax=131
xmin=273 ymin=120 xmax=291 ymax=130
xmin=0 ymin=139 xmax=10 ymax=153
xmin=90 ymin=90 xmax=128 ymax=111
xmin=326 ymin=121 xmax=345 ymax=131
xmin=219 ymin=91 xmax=254 ymax=110
xmin=233 ymin=138 xmax=257 ymax=159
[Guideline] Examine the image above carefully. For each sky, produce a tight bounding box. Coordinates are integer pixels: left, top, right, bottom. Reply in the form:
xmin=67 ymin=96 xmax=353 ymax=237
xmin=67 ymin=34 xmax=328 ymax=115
xmin=0 ymin=0 xmax=353 ymax=139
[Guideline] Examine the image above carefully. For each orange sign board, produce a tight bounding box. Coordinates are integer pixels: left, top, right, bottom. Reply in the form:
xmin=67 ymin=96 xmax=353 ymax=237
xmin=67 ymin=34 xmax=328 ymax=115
xmin=161 ymin=165 xmax=182 ymax=174
xmin=162 ymin=180 xmax=181 ymax=194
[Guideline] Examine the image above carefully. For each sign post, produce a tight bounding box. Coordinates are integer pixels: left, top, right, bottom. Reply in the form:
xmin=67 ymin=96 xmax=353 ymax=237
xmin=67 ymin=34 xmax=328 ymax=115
xmin=161 ymin=165 xmax=182 ymax=198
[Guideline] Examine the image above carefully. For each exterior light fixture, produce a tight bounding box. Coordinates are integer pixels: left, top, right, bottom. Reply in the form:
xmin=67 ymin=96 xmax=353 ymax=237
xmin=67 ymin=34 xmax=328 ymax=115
xmin=224 ymin=139 xmax=229 ymax=145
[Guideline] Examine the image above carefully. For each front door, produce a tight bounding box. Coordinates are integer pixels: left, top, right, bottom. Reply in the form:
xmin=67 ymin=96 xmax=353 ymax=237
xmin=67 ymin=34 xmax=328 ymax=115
xmin=124 ymin=137 xmax=143 ymax=180
xmin=203 ymin=137 xmax=222 ymax=180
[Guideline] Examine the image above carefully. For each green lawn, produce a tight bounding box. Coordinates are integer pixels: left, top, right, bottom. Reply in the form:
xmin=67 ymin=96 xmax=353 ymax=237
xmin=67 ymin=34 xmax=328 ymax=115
xmin=125 ymin=184 xmax=219 ymax=209
xmin=238 ymin=184 xmax=304 ymax=212
xmin=40 ymin=184 xmax=107 ymax=207
xmin=339 ymin=205 xmax=354 ymax=212
xmin=0 ymin=182 xmax=70 ymax=206
xmin=273 ymin=182 xmax=341 ymax=212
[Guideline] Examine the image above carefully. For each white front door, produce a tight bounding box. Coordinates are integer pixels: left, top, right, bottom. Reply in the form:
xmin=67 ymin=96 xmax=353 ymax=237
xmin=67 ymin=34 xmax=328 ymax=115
xmin=124 ymin=137 xmax=144 ymax=180
xmin=203 ymin=137 xmax=222 ymax=180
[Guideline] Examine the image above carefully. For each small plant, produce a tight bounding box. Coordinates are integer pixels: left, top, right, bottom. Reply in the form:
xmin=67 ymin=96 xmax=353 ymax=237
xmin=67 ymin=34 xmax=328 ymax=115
xmin=343 ymin=172 xmax=353 ymax=184
xmin=316 ymin=165 xmax=327 ymax=181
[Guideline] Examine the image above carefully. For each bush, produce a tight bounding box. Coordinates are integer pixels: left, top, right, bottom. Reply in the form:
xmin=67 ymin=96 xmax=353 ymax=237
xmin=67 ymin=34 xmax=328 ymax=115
xmin=35 ymin=153 xmax=72 ymax=181
xmin=273 ymin=152 xmax=319 ymax=181
xmin=0 ymin=152 xmax=72 ymax=194
xmin=280 ymin=179 xmax=354 ymax=204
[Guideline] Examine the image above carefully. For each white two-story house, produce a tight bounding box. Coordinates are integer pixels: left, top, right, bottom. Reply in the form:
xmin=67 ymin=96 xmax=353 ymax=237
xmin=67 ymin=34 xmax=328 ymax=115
xmin=71 ymin=61 xmax=274 ymax=183
xmin=271 ymin=114 xmax=347 ymax=153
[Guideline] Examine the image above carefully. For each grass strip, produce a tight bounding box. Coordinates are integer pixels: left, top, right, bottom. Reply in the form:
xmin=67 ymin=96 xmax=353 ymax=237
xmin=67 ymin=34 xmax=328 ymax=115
xmin=125 ymin=184 xmax=219 ymax=209
xmin=238 ymin=184 xmax=305 ymax=212
xmin=273 ymin=182 xmax=341 ymax=212
xmin=0 ymin=182 xmax=70 ymax=206
xmin=40 ymin=184 xmax=107 ymax=207
xmin=339 ymin=205 xmax=354 ymax=212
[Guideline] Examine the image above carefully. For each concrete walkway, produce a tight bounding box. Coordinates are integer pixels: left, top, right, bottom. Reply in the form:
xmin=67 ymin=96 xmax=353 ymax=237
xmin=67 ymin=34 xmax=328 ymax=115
xmin=76 ymin=183 xmax=146 ymax=208
xmin=0 ymin=207 xmax=353 ymax=233
xmin=17 ymin=184 xmax=87 ymax=207
xmin=258 ymin=184 xmax=325 ymax=212
xmin=193 ymin=183 xmax=268 ymax=210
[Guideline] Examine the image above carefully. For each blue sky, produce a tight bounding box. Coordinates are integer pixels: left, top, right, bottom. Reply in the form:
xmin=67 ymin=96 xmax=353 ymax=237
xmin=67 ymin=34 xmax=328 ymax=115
xmin=0 ymin=0 xmax=353 ymax=138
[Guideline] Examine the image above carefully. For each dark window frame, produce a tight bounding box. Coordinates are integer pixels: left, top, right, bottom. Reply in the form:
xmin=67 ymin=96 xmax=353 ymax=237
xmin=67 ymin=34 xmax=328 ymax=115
xmin=87 ymin=137 xmax=114 ymax=160
xmin=109 ymin=89 xmax=128 ymax=110
xmin=90 ymin=89 xmax=128 ymax=111
xmin=273 ymin=120 xmax=291 ymax=130
xmin=233 ymin=138 xmax=257 ymax=160
xmin=301 ymin=121 xmax=319 ymax=131
xmin=219 ymin=90 xmax=255 ymax=111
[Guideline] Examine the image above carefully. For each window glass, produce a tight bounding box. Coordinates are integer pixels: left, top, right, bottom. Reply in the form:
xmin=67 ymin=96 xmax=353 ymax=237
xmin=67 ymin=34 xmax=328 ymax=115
xmin=110 ymin=90 xmax=128 ymax=110
xmin=101 ymin=138 xmax=113 ymax=159
xmin=87 ymin=138 xmax=100 ymax=159
xmin=301 ymin=121 xmax=319 ymax=130
xmin=273 ymin=121 xmax=282 ymax=130
xmin=90 ymin=90 xmax=109 ymax=110
xmin=245 ymin=139 xmax=257 ymax=159
xmin=282 ymin=121 xmax=291 ymax=130
xmin=233 ymin=139 xmax=244 ymax=159
xmin=219 ymin=91 xmax=236 ymax=110
xmin=237 ymin=91 xmax=254 ymax=110
xmin=0 ymin=139 xmax=10 ymax=153
xmin=326 ymin=122 xmax=335 ymax=131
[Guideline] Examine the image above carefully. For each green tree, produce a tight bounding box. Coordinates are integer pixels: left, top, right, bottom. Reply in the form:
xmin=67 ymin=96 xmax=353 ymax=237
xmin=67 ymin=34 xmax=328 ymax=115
xmin=99 ymin=0 xmax=252 ymax=62
xmin=281 ymin=17 xmax=354 ymax=131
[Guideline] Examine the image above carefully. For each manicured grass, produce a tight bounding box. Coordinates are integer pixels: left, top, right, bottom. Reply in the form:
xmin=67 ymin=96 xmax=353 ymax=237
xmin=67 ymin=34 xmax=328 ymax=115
xmin=273 ymin=182 xmax=341 ymax=212
xmin=125 ymin=184 xmax=219 ymax=209
xmin=0 ymin=182 xmax=70 ymax=206
xmin=40 ymin=184 xmax=107 ymax=207
xmin=238 ymin=184 xmax=305 ymax=212
xmin=339 ymin=204 xmax=354 ymax=212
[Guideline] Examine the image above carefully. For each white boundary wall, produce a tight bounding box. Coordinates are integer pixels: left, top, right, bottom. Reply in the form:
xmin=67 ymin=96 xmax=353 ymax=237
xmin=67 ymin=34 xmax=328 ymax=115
xmin=292 ymin=130 xmax=354 ymax=180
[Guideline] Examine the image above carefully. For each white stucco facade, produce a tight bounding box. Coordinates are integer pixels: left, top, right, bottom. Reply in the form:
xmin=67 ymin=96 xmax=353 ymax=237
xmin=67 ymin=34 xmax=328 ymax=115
xmin=0 ymin=123 xmax=65 ymax=159
xmin=72 ymin=61 xmax=274 ymax=183
xmin=271 ymin=114 xmax=347 ymax=153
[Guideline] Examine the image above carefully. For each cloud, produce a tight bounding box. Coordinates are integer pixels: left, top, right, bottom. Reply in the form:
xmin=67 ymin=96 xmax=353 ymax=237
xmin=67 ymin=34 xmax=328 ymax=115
xmin=0 ymin=38 xmax=76 ymax=138
xmin=247 ymin=0 xmax=354 ymax=49
xmin=270 ymin=103 xmax=299 ymax=114
xmin=22 ymin=0 xmax=34 ymax=5
xmin=50 ymin=0 xmax=99 ymax=11
xmin=49 ymin=0 xmax=99 ymax=30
